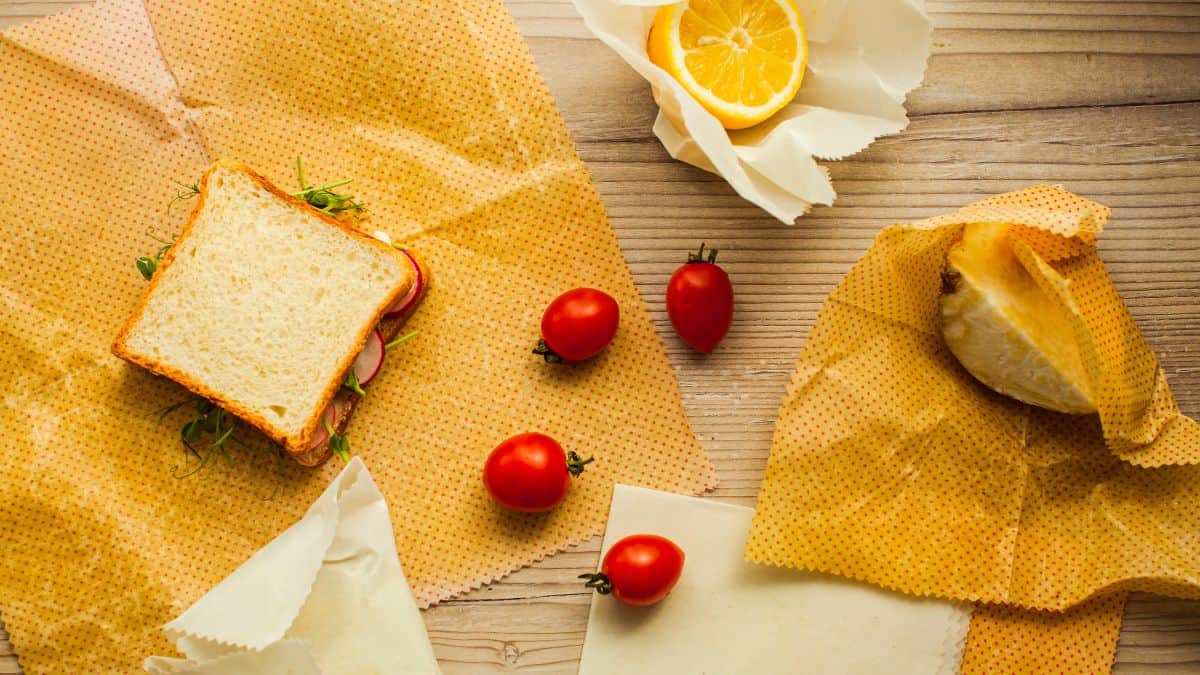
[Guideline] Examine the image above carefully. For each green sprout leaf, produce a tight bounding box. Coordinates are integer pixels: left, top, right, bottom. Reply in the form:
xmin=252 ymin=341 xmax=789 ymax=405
xmin=136 ymin=256 xmax=157 ymax=280
xmin=159 ymin=396 xmax=262 ymax=478
xmin=323 ymin=418 xmax=351 ymax=463
xmin=385 ymin=331 xmax=418 ymax=351
xmin=292 ymin=157 xmax=364 ymax=216
xmin=168 ymin=180 xmax=201 ymax=210
xmin=157 ymin=395 xmax=286 ymax=494
xmin=344 ymin=370 xmax=366 ymax=396
xmin=181 ymin=418 xmax=204 ymax=445
xmin=330 ymin=435 xmax=351 ymax=463
xmin=155 ymin=398 xmax=193 ymax=425
xmin=135 ymin=228 xmax=175 ymax=281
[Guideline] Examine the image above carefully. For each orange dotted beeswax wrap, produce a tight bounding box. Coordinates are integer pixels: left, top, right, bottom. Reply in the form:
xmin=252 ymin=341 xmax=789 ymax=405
xmin=747 ymin=186 xmax=1200 ymax=612
xmin=961 ymin=593 xmax=1127 ymax=674
xmin=0 ymin=0 xmax=715 ymax=671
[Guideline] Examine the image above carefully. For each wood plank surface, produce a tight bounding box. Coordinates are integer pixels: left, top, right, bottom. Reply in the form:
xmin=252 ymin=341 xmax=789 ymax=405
xmin=2 ymin=0 xmax=1199 ymax=672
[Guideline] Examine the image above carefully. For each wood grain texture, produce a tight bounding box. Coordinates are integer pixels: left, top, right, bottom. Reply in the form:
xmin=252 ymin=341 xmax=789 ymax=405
xmin=2 ymin=0 xmax=1199 ymax=672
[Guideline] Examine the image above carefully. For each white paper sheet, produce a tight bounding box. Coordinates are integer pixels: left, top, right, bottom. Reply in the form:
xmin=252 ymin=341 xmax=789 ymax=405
xmin=144 ymin=458 xmax=441 ymax=674
xmin=572 ymin=0 xmax=932 ymax=223
xmin=580 ymin=485 xmax=969 ymax=674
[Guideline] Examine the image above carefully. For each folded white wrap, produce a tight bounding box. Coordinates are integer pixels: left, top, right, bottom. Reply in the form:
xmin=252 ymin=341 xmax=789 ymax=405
xmin=145 ymin=457 xmax=441 ymax=674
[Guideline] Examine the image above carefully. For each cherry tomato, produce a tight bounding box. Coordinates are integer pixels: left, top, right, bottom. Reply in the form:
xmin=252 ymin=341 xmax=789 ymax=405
xmin=666 ymin=244 xmax=733 ymax=353
xmin=483 ymin=433 xmax=593 ymax=513
xmin=534 ymin=288 xmax=619 ymax=363
xmin=580 ymin=534 xmax=685 ymax=607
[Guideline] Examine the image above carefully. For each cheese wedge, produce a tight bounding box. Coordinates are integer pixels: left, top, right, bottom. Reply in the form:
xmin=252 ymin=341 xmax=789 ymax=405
xmin=940 ymin=222 xmax=1096 ymax=414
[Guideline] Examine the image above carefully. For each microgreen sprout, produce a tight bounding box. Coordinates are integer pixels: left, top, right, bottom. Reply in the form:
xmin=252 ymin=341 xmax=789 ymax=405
xmin=324 ymin=418 xmax=351 ymax=463
xmin=136 ymin=231 xmax=175 ymax=280
xmin=139 ymin=181 xmax=180 ymax=276
xmin=168 ymin=180 xmax=201 ymax=210
xmin=343 ymin=370 xmax=366 ymax=396
xmin=385 ymin=331 xmax=419 ymax=351
xmin=293 ymin=157 xmax=363 ymax=216
xmin=157 ymin=397 xmax=253 ymax=479
xmin=135 ymin=257 xmax=157 ymax=280
xmin=345 ymin=331 xmax=417 ymax=394
xmin=154 ymin=396 xmax=287 ymax=499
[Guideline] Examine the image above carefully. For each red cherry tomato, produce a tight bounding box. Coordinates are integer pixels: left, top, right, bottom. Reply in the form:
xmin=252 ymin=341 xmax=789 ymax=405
xmin=666 ymin=244 xmax=733 ymax=353
xmin=580 ymin=534 xmax=685 ymax=607
xmin=483 ymin=433 xmax=593 ymax=513
xmin=534 ymin=288 xmax=619 ymax=362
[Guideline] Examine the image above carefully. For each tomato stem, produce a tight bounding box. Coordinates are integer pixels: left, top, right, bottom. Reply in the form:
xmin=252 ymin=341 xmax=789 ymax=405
xmin=687 ymin=242 xmax=719 ymax=264
xmin=566 ymin=450 xmax=594 ymax=477
xmin=578 ymin=572 xmax=612 ymax=595
xmin=532 ymin=338 xmax=565 ymax=364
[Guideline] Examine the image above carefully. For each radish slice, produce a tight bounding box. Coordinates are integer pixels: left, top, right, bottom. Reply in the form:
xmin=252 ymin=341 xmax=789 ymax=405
xmin=383 ymin=250 xmax=423 ymax=319
xmin=352 ymin=328 xmax=386 ymax=385
xmin=304 ymin=402 xmax=339 ymax=451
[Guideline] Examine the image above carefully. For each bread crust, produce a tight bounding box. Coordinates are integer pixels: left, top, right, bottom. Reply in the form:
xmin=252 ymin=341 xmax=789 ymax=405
xmin=111 ymin=159 xmax=418 ymax=461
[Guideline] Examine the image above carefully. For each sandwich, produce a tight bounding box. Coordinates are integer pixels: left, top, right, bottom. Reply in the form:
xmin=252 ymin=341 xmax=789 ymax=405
xmin=112 ymin=160 xmax=428 ymax=466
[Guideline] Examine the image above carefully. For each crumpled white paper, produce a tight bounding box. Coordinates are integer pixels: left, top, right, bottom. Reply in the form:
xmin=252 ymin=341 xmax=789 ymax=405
xmin=579 ymin=485 xmax=970 ymax=674
xmin=144 ymin=458 xmax=441 ymax=674
xmin=572 ymin=0 xmax=932 ymax=222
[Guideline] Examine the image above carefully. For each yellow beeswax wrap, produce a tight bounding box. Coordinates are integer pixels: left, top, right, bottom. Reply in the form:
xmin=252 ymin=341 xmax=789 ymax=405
xmin=746 ymin=185 xmax=1200 ymax=612
xmin=0 ymin=0 xmax=716 ymax=671
xmin=961 ymin=593 xmax=1126 ymax=674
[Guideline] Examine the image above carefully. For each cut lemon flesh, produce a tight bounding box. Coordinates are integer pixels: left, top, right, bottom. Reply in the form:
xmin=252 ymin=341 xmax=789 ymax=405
xmin=940 ymin=222 xmax=1097 ymax=415
xmin=648 ymin=0 xmax=807 ymax=130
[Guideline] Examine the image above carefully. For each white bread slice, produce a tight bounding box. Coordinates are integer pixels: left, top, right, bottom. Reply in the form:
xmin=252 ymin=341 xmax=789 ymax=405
xmin=112 ymin=160 xmax=414 ymax=457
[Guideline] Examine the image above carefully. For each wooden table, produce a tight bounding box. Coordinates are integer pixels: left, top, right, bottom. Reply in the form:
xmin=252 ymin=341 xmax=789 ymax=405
xmin=2 ymin=1 xmax=1199 ymax=672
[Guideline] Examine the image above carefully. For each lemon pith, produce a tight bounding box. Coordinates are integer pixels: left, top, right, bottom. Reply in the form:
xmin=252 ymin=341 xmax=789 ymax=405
xmin=647 ymin=0 xmax=807 ymax=130
xmin=940 ymin=222 xmax=1097 ymax=415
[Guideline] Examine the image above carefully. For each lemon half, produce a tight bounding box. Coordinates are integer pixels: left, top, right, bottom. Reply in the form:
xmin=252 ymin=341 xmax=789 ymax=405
xmin=648 ymin=0 xmax=807 ymax=130
xmin=940 ymin=222 xmax=1097 ymax=415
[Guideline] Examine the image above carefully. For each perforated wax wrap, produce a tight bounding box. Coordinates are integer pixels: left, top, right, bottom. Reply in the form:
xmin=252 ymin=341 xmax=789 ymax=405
xmin=961 ymin=594 xmax=1126 ymax=674
xmin=0 ymin=1 xmax=716 ymax=671
xmin=746 ymin=186 xmax=1200 ymax=612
